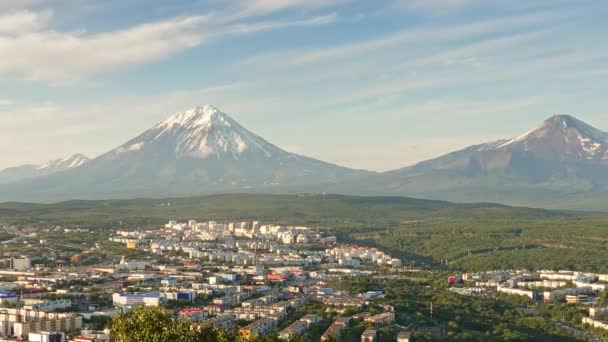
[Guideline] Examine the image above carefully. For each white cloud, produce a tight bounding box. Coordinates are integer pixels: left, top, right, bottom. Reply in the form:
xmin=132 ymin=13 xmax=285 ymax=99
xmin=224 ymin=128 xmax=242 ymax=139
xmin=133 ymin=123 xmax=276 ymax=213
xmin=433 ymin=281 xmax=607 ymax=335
xmin=0 ymin=14 xmax=211 ymax=82
xmin=223 ymin=13 xmax=336 ymax=35
xmin=236 ymin=0 xmax=347 ymax=16
xmin=402 ymin=0 xmax=487 ymax=11
xmin=397 ymin=0 xmax=589 ymax=14
xmin=1 ymin=1 xmax=604 ymax=172
xmin=0 ymin=9 xmax=52 ymax=34
xmin=0 ymin=2 xmax=338 ymax=83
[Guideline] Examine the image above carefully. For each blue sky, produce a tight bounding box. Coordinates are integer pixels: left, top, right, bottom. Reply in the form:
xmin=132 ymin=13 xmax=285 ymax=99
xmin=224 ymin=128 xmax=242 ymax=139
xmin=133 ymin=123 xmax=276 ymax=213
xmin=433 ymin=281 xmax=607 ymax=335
xmin=0 ymin=0 xmax=607 ymax=171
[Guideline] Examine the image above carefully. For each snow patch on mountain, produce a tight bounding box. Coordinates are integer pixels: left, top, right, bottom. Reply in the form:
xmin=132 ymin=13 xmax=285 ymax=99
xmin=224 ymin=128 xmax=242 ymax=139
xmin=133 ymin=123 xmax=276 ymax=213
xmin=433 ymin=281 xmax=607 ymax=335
xmin=497 ymin=126 xmax=539 ymax=148
xmin=128 ymin=142 xmax=144 ymax=152
xmin=0 ymin=153 xmax=90 ymax=184
xmin=496 ymin=114 xmax=607 ymax=160
xmin=124 ymin=104 xmax=280 ymax=160
xmin=578 ymin=135 xmax=602 ymax=158
xmin=37 ymin=154 xmax=89 ymax=171
xmin=477 ymin=140 xmax=509 ymax=151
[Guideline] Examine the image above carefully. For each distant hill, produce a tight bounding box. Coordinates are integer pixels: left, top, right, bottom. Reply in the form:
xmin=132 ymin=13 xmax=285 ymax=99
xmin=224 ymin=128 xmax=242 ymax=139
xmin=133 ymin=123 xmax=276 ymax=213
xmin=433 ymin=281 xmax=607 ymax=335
xmin=0 ymin=154 xmax=89 ymax=184
xmin=0 ymin=193 xmax=578 ymax=227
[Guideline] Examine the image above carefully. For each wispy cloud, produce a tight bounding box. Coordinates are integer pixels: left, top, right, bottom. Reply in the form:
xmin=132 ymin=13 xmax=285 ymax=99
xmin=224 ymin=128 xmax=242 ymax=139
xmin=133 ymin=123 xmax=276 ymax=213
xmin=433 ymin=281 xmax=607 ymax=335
xmin=242 ymin=9 xmax=567 ymax=68
xmin=223 ymin=13 xmax=337 ymax=35
xmin=0 ymin=13 xmax=211 ymax=82
xmin=396 ymin=0 xmax=590 ymax=14
xmin=0 ymin=0 xmax=605 ymax=172
xmin=232 ymin=5 xmax=599 ymax=117
xmin=400 ymin=0 xmax=488 ymax=12
xmin=0 ymin=2 xmax=337 ymax=83
xmin=234 ymin=0 xmax=348 ymax=17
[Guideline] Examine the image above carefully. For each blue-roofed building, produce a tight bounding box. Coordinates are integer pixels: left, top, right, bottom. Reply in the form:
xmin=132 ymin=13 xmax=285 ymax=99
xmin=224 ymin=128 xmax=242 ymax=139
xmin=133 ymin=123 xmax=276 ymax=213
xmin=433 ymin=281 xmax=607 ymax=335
xmin=0 ymin=289 xmax=18 ymax=304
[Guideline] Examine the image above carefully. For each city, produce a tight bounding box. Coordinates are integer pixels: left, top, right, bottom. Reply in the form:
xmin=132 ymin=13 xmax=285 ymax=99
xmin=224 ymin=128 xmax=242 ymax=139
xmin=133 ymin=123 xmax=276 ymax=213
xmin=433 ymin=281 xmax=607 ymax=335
xmin=0 ymin=212 xmax=608 ymax=341
xmin=1 ymin=0 xmax=607 ymax=341
xmin=0 ymin=218 xmax=409 ymax=341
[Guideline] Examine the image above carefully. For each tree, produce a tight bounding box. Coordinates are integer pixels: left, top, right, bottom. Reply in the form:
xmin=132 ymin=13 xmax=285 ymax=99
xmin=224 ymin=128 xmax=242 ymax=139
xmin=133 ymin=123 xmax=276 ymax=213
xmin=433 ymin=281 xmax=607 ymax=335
xmin=600 ymin=291 xmax=608 ymax=307
xmin=110 ymin=306 xmax=228 ymax=342
xmin=86 ymin=315 xmax=112 ymax=330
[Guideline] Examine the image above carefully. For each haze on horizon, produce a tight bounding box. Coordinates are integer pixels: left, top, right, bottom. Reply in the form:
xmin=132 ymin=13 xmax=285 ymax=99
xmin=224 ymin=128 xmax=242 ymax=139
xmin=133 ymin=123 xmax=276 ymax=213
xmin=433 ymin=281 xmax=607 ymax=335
xmin=0 ymin=0 xmax=607 ymax=172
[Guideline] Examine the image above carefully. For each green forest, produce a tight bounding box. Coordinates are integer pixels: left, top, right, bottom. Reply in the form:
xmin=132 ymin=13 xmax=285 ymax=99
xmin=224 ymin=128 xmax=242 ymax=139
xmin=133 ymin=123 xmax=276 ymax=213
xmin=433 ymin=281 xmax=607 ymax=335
xmin=1 ymin=194 xmax=607 ymax=272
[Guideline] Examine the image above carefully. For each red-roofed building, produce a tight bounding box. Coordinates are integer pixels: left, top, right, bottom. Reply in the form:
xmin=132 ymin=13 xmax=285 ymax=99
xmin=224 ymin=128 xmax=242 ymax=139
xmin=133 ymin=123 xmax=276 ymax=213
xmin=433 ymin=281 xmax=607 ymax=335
xmin=178 ymin=307 xmax=208 ymax=321
xmin=267 ymin=273 xmax=286 ymax=282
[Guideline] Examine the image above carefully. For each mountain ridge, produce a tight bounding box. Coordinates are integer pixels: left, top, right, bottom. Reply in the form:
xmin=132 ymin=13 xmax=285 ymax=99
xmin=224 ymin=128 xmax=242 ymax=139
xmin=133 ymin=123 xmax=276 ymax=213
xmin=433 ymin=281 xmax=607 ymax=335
xmin=0 ymin=153 xmax=89 ymax=184
xmin=0 ymin=108 xmax=606 ymax=211
xmin=345 ymin=113 xmax=608 ymax=210
xmin=0 ymin=105 xmax=369 ymax=201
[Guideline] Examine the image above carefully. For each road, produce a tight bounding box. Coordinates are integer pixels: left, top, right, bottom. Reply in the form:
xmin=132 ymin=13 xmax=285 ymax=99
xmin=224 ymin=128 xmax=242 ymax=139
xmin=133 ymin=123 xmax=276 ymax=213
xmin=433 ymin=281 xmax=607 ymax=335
xmin=1 ymin=225 xmax=26 ymax=244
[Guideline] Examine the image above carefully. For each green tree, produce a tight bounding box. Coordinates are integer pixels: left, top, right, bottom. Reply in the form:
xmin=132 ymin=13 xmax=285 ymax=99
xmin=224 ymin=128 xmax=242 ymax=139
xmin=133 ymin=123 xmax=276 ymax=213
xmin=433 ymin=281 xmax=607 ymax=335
xmin=110 ymin=306 xmax=228 ymax=342
xmin=600 ymin=291 xmax=608 ymax=306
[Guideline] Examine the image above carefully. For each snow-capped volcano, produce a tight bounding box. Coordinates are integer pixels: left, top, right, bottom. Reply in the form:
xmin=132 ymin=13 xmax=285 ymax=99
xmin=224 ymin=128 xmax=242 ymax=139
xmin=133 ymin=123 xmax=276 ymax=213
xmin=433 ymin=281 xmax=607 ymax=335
xmin=362 ymin=114 xmax=608 ymax=208
xmin=115 ymin=105 xmax=280 ymax=160
xmin=398 ymin=114 xmax=608 ymax=176
xmin=496 ymin=115 xmax=608 ymax=161
xmin=2 ymin=108 xmax=606 ymax=209
xmin=0 ymin=153 xmax=89 ymax=184
xmin=0 ymin=105 xmax=368 ymax=201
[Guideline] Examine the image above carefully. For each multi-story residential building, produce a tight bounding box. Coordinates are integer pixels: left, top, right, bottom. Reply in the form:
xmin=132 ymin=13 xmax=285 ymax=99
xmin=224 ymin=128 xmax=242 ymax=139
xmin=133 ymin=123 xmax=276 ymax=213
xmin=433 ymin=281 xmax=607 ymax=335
xmin=25 ymin=299 xmax=72 ymax=312
xmin=0 ymin=309 xmax=82 ymax=339
xmin=590 ymin=307 xmax=608 ymax=318
xmin=11 ymin=257 xmax=31 ymax=271
xmin=361 ymin=329 xmax=377 ymax=342
xmin=278 ymin=320 xmax=308 ymax=340
xmin=300 ymin=314 xmax=323 ymax=326
xmin=239 ymin=318 xmax=278 ymax=339
xmin=211 ymin=314 xmax=235 ymax=330
xmin=178 ymin=308 xmax=208 ymax=322
xmin=364 ymin=312 xmax=395 ymax=326
xmin=497 ymin=286 xmax=539 ymax=300
xmin=321 ymin=320 xmax=346 ymax=342
xmin=112 ymin=293 xmax=162 ymax=307
xmin=582 ymin=316 xmax=608 ymax=331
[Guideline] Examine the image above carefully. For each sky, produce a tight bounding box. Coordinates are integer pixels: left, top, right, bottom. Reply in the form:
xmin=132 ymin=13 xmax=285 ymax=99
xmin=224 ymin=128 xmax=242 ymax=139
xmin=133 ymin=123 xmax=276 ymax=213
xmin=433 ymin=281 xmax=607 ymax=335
xmin=0 ymin=0 xmax=607 ymax=172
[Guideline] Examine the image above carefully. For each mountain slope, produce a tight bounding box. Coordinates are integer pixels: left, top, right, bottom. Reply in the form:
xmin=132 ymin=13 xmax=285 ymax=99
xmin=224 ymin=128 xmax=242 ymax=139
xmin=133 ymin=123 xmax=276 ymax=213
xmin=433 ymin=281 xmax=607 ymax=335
xmin=496 ymin=114 xmax=607 ymax=161
xmin=0 ymin=154 xmax=89 ymax=184
xmin=1 ymin=110 xmax=606 ymax=210
xmin=354 ymin=115 xmax=608 ymax=209
xmin=397 ymin=115 xmax=607 ymax=181
xmin=0 ymin=105 xmax=369 ymax=201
